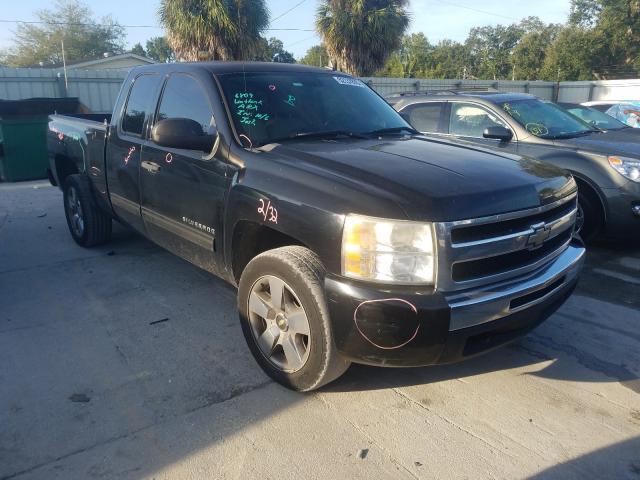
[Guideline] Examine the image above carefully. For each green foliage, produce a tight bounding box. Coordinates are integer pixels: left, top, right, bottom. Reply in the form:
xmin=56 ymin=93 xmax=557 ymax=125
xmin=299 ymin=45 xmax=328 ymax=67
xmin=145 ymin=37 xmax=175 ymax=63
xmin=592 ymin=0 xmax=640 ymax=76
xmin=130 ymin=43 xmax=146 ymax=57
xmin=269 ymin=38 xmax=295 ymax=63
xmin=1 ymin=0 xmax=125 ymax=67
xmin=465 ymin=23 xmax=524 ymax=80
xmin=316 ymin=0 xmax=410 ymax=76
xmin=540 ymin=26 xmax=595 ymax=80
xmin=569 ymin=0 xmax=603 ymax=27
xmin=159 ymin=0 xmax=270 ymax=61
xmin=426 ymin=40 xmax=470 ymax=79
xmin=512 ymin=21 xmax=562 ymax=80
xmin=376 ymin=2 xmax=640 ymax=81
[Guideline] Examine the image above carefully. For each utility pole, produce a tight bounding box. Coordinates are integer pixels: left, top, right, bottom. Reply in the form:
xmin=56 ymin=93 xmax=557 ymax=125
xmin=61 ymin=39 xmax=68 ymax=90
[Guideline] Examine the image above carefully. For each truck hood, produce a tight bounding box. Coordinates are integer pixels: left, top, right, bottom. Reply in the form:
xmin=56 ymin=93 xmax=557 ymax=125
xmin=265 ymin=136 xmax=575 ymax=221
xmin=554 ymin=129 xmax=640 ymax=158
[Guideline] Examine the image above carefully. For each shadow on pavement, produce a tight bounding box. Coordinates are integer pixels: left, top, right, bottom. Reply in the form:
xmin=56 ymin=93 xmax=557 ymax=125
xmin=527 ymin=436 xmax=640 ymax=479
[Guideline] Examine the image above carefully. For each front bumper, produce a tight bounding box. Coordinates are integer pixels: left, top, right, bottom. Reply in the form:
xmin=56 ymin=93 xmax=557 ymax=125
xmin=602 ymin=181 xmax=640 ymax=237
xmin=325 ymin=241 xmax=585 ymax=367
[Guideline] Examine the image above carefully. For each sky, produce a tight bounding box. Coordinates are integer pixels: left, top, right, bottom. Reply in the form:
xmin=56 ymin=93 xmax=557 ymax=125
xmin=0 ymin=0 xmax=571 ymax=59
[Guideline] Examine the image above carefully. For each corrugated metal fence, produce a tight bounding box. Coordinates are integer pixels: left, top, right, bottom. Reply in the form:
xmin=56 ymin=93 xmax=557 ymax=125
xmin=0 ymin=67 xmax=127 ymax=113
xmin=1 ymin=66 xmax=640 ymax=113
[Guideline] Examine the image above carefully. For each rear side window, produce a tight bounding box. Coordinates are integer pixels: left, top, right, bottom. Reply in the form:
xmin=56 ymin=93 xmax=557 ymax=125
xmin=405 ymin=103 xmax=444 ymax=133
xmin=156 ymin=74 xmax=215 ymax=135
xmin=121 ymin=74 xmax=159 ymax=136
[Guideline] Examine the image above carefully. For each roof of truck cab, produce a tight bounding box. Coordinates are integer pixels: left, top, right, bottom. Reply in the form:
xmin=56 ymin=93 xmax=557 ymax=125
xmin=131 ymin=61 xmax=336 ymax=75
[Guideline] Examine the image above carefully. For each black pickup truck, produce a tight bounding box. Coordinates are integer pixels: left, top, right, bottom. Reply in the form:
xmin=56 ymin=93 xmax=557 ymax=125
xmin=47 ymin=62 xmax=585 ymax=391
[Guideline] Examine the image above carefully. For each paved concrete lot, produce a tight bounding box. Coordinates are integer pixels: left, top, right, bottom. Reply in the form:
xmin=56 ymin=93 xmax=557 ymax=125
xmin=1 ymin=181 xmax=639 ymax=480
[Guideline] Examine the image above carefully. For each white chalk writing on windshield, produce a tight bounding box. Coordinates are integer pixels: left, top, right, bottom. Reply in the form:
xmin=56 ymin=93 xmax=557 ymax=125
xmin=234 ymin=92 xmax=270 ymax=126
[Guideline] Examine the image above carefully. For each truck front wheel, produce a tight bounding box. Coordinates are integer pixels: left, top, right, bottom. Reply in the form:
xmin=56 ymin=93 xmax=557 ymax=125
xmin=238 ymin=246 xmax=350 ymax=391
xmin=63 ymin=174 xmax=112 ymax=247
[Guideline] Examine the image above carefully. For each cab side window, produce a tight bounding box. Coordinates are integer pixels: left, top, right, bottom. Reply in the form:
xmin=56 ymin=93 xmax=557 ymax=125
xmin=156 ymin=74 xmax=215 ymax=137
xmin=449 ymin=103 xmax=505 ymax=138
xmin=403 ymin=102 xmax=444 ymax=133
xmin=121 ymin=75 xmax=158 ymax=136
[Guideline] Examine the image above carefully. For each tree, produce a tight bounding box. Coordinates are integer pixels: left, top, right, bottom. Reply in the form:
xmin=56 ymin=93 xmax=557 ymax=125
xmin=378 ymin=33 xmax=432 ymax=77
xmin=511 ymin=20 xmax=562 ymax=80
xmin=253 ymin=37 xmax=295 ymax=62
xmin=130 ymin=43 xmax=146 ymax=57
xmin=540 ymin=26 xmax=595 ymax=80
xmin=1 ymin=0 xmax=125 ymax=67
xmin=299 ymin=45 xmax=328 ymax=67
xmin=425 ymin=40 xmax=471 ymax=79
xmin=569 ymin=0 xmax=602 ymax=27
xmin=465 ymin=23 xmax=524 ymax=80
xmin=159 ymin=0 xmax=270 ymax=61
xmin=145 ymin=36 xmax=175 ymax=63
xmin=591 ymin=0 xmax=640 ymax=76
xmin=268 ymin=38 xmax=295 ymax=63
xmin=316 ymin=0 xmax=410 ymax=76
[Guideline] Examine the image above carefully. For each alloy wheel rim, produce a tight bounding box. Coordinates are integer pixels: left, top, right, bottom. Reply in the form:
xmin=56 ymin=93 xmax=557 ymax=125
xmin=247 ymin=275 xmax=311 ymax=373
xmin=66 ymin=186 xmax=85 ymax=237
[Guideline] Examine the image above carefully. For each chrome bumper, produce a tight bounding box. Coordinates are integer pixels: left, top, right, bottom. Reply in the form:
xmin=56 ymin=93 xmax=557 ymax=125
xmin=446 ymin=243 xmax=585 ymax=332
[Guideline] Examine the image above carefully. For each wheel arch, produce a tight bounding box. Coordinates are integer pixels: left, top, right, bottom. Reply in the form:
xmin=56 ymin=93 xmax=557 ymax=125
xmin=230 ymin=220 xmax=310 ymax=284
xmin=53 ymin=154 xmax=81 ymax=190
xmin=567 ymin=170 xmax=608 ymax=223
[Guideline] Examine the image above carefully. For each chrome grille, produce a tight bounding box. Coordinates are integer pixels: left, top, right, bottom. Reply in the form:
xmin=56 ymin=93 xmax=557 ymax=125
xmin=435 ymin=193 xmax=578 ymax=292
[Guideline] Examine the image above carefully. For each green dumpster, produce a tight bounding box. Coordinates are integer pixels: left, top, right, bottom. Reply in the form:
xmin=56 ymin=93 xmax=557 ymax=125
xmin=0 ymin=98 xmax=84 ymax=182
xmin=0 ymin=116 xmax=49 ymax=182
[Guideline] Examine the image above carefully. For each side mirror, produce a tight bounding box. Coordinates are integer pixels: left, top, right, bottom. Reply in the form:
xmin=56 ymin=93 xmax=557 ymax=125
xmin=483 ymin=125 xmax=513 ymax=142
xmin=151 ymin=117 xmax=216 ymax=152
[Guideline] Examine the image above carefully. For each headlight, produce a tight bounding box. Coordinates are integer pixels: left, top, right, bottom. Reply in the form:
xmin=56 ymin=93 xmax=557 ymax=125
xmin=608 ymin=156 xmax=640 ymax=182
xmin=342 ymin=214 xmax=436 ymax=284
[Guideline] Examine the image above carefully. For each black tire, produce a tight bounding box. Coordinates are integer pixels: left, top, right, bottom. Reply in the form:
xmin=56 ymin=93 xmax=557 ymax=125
xmin=576 ymin=185 xmax=604 ymax=243
xmin=238 ymin=246 xmax=350 ymax=391
xmin=63 ymin=174 xmax=112 ymax=247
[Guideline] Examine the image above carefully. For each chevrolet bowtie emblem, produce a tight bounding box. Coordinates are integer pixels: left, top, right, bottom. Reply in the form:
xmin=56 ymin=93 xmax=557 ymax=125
xmin=526 ymin=222 xmax=552 ymax=250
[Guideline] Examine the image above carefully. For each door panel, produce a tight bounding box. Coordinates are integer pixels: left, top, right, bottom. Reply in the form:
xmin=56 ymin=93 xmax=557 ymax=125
xmin=106 ymin=73 xmax=161 ymax=232
xmin=140 ymin=72 xmax=230 ymax=275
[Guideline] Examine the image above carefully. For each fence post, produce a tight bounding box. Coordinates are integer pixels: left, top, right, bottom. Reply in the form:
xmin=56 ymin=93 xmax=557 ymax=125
xmin=588 ymin=82 xmax=595 ymax=101
xmin=56 ymin=72 xmax=68 ymax=98
xmin=553 ymin=82 xmax=560 ymax=102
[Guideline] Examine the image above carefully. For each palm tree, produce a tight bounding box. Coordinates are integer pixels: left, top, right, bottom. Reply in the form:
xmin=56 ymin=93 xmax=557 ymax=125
xmin=316 ymin=0 xmax=410 ymax=76
xmin=159 ymin=0 xmax=269 ymax=61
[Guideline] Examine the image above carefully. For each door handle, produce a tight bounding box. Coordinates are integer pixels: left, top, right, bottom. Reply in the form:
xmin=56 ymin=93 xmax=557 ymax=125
xmin=141 ymin=160 xmax=161 ymax=174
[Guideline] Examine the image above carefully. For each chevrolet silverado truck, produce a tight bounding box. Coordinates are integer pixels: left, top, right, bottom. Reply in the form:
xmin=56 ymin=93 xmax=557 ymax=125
xmin=47 ymin=62 xmax=585 ymax=391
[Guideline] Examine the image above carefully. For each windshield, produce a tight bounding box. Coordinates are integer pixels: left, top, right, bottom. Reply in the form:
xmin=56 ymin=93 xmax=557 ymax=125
xmin=498 ymin=99 xmax=593 ymax=139
xmin=563 ymin=105 xmax=627 ymax=130
xmin=217 ymin=72 xmax=411 ymax=147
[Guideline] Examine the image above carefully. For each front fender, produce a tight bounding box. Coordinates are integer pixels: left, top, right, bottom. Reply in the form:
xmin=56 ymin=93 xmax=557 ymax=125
xmin=223 ymin=178 xmax=345 ymax=276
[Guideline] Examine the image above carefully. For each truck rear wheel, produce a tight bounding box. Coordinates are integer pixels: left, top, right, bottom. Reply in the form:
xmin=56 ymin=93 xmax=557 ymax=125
xmin=238 ymin=246 xmax=350 ymax=391
xmin=63 ymin=174 xmax=112 ymax=247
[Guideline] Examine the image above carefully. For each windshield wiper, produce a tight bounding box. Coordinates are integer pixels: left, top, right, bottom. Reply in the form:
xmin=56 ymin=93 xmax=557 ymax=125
xmin=264 ymin=130 xmax=369 ymax=145
xmin=364 ymin=126 xmax=420 ymax=137
xmin=548 ymin=130 xmax=594 ymax=139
